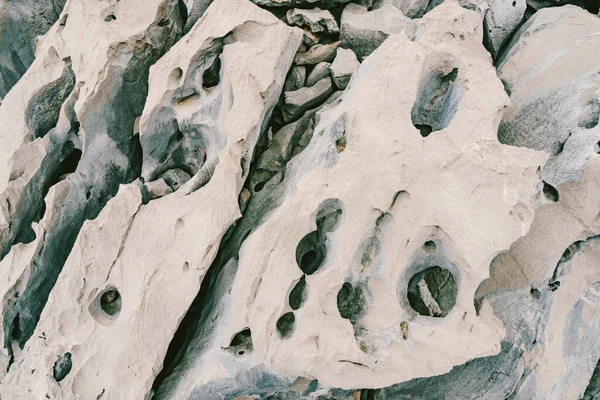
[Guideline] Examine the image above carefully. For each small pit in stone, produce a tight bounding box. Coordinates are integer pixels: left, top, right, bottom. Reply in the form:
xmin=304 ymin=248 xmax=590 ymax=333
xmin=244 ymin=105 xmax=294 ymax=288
xmin=227 ymin=328 xmax=253 ymax=356
xmin=100 ymin=289 xmax=121 ymax=316
xmin=337 ymin=282 xmax=368 ymax=322
xmin=52 ymin=352 xmax=72 ymax=382
xmin=423 ymin=240 xmax=436 ymax=253
xmin=407 ymin=266 xmax=457 ymax=317
xmin=289 ymin=275 xmax=307 ymax=310
xmin=276 ymin=312 xmax=296 ymax=339
xmin=542 ymin=181 xmax=559 ymax=202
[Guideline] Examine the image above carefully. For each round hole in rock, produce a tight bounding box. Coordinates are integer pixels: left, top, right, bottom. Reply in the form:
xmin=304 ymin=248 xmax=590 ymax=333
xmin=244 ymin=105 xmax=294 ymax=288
xmin=295 ymin=231 xmax=325 ymax=275
xmin=542 ymin=181 xmax=559 ymax=202
xmin=276 ymin=312 xmax=295 ymax=339
xmin=89 ymin=286 xmax=122 ymax=325
xmin=52 ymin=352 xmax=72 ymax=382
xmin=104 ymin=13 xmax=116 ymax=22
xmin=100 ymin=289 xmax=121 ymax=316
xmin=254 ymin=181 xmax=266 ymax=193
xmin=423 ymin=240 xmax=436 ymax=253
xmin=289 ymin=275 xmax=307 ymax=310
xmin=337 ymin=282 xmax=367 ymax=322
xmin=407 ymin=266 xmax=457 ymax=317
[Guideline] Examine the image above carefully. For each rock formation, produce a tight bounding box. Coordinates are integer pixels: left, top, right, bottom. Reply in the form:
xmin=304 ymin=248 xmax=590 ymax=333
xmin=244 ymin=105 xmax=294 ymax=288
xmin=0 ymin=0 xmax=598 ymax=399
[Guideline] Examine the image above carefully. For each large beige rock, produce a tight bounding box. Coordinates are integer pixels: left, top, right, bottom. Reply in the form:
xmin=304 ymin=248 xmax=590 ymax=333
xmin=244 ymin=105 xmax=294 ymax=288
xmin=151 ymin=2 xmax=547 ymax=396
xmin=0 ymin=0 xmax=301 ymax=398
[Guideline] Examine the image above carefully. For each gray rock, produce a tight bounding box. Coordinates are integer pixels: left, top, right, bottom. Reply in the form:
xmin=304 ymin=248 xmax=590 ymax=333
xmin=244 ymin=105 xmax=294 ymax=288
xmin=286 ymin=8 xmax=339 ymax=34
xmin=306 ymin=61 xmax=331 ymax=87
xmin=284 ymin=65 xmax=307 ymax=91
xmin=0 ymin=0 xmax=67 ymax=99
xmin=497 ymin=5 xmax=600 ymax=159
xmin=340 ymin=3 xmax=418 ymax=61
xmin=281 ymin=76 xmax=334 ymax=121
xmin=483 ymin=0 xmax=526 ymax=58
xmin=330 ymin=48 xmax=360 ymax=90
xmin=294 ymin=41 xmax=341 ymax=65
xmin=145 ymin=178 xmax=173 ymax=200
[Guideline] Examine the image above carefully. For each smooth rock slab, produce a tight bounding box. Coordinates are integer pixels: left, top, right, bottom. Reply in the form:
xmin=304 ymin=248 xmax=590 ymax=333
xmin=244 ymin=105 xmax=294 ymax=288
xmin=282 ymin=77 xmax=334 ymax=121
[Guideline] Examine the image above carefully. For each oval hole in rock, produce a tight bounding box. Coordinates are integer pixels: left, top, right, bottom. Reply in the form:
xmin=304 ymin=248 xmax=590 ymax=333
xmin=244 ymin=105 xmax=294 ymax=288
xmin=337 ymin=282 xmax=368 ymax=322
xmin=411 ymin=67 xmax=460 ymax=136
xmin=276 ymin=312 xmax=295 ymax=339
xmin=542 ymin=181 xmax=559 ymax=202
xmin=289 ymin=275 xmax=307 ymax=310
xmin=423 ymin=240 xmax=436 ymax=253
xmin=100 ymin=289 xmax=121 ymax=316
xmin=104 ymin=13 xmax=116 ymax=22
xmin=295 ymin=232 xmax=325 ymax=275
xmin=407 ymin=266 xmax=457 ymax=317
xmin=228 ymin=328 xmax=253 ymax=356
xmin=53 ymin=352 xmax=72 ymax=382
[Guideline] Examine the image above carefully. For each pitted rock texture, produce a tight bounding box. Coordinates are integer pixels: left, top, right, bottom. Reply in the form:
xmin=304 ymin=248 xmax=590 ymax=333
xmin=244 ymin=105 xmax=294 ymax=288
xmin=0 ymin=0 xmax=599 ymax=399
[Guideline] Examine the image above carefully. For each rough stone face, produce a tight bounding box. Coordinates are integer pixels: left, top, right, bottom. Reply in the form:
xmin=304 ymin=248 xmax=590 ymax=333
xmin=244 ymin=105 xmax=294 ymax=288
xmin=287 ymin=8 xmax=339 ymax=34
xmin=330 ymin=48 xmax=359 ymax=89
xmin=1 ymin=0 xmax=599 ymax=398
xmin=0 ymin=0 xmax=67 ymax=101
xmin=282 ymin=76 xmax=334 ymax=121
xmin=483 ymin=0 xmax=526 ymax=58
xmin=0 ymin=0 xmax=185 ymax=377
xmin=306 ymin=61 xmax=332 ymax=87
xmin=340 ymin=3 xmax=418 ymax=61
xmin=294 ymin=41 xmax=341 ymax=65
xmin=0 ymin=0 xmax=301 ymax=398
xmin=497 ymin=5 xmax=600 ymax=157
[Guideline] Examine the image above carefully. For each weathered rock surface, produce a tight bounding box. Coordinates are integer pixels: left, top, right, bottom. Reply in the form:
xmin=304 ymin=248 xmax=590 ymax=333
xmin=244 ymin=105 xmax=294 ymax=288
xmin=330 ymin=48 xmax=359 ymax=89
xmin=0 ymin=0 xmax=599 ymax=399
xmin=287 ymin=8 xmax=339 ymax=34
xmin=0 ymin=0 xmax=67 ymax=101
xmin=340 ymin=3 xmax=418 ymax=60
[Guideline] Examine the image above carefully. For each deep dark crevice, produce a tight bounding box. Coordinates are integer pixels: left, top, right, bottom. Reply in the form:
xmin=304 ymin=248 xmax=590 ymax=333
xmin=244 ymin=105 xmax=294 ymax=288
xmin=361 ymin=389 xmax=379 ymax=400
xmin=177 ymin=0 xmax=189 ymax=29
xmin=411 ymin=67 xmax=460 ymax=136
xmin=289 ymin=275 xmax=307 ymax=310
xmin=407 ymin=266 xmax=457 ymax=317
xmin=337 ymin=282 xmax=368 ymax=323
xmin=52 ymin=352 xmax=72 ymax=382
xmin=202 ymin=56 xmax=221 ymax=89
xmin=584 ymin=0 xmax=600 ymax=14
xmin=583 ymin=358 xmax=600 ymax=399
xmin=542 ymin=181 xmax=559 ymax=202
xmin=276 ymin=312 xmax=295 ymax=339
